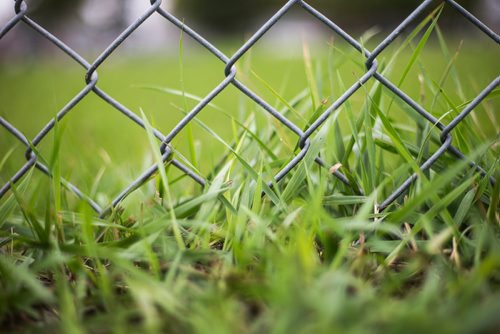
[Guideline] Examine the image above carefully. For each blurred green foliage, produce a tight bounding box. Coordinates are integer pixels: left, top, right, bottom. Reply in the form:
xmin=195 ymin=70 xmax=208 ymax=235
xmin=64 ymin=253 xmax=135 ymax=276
xmin=29 ymin=0 xmax=82 ymax=22
xmin=175 ymin=0 xmax=475 ymax=33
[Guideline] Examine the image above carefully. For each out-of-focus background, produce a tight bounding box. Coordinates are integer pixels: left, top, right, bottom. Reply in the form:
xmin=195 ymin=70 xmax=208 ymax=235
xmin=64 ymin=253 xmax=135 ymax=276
xmin=0 ymin=0 xmax=499 ymax=57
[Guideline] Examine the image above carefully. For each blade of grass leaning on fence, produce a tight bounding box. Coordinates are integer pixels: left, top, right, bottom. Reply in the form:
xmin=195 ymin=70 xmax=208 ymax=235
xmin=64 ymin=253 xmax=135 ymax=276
xmin=141 ymin=110 xmax=185 ymax=250
xmin=179 ymin=25 xmax=199 ymax=170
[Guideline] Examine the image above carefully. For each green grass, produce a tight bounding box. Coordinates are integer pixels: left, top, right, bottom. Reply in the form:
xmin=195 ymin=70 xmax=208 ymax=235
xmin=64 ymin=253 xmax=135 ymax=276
xmin=0 ymin=16 xmax=499 ymax=334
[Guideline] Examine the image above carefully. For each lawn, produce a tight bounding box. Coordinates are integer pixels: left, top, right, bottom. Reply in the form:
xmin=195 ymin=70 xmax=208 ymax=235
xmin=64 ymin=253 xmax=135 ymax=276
xmin=0 ymin=11 xmax=499 ymax=334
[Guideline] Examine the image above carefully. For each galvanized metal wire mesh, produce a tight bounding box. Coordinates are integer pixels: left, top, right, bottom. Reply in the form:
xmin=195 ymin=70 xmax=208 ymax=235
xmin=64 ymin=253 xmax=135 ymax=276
xmin=1 ymin=0 xmax=498 ymax=217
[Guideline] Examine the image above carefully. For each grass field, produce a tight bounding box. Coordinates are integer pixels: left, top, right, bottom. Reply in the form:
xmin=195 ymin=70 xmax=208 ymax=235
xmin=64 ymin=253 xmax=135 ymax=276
xmin=1 ymin=11 xmax=500 ymax=334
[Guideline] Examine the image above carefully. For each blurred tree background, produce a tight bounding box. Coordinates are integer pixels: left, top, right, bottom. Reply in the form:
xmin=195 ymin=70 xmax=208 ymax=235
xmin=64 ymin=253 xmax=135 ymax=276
xmin=23 ymin=0 xmax=82 ymax=26
xmin=21 ymin=0 xmax=479 ymax=34
xmin=175 ymin=0 xmax=476 ymax=34
xmin=22 ymin=0 xmax=481 ymax=34
xmin=0 ymin=0 xmax=487 ymax=57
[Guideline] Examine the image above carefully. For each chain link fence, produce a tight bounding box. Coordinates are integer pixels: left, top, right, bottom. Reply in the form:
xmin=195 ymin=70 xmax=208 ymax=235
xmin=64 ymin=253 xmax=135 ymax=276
xmin=0 ymin=0 xmax=498 ymax=218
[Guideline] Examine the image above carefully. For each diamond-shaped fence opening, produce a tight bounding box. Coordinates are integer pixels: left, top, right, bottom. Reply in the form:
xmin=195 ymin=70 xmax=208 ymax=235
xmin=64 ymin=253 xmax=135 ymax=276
xmin=0 ymin=37 xmax=96 ymax=201
xmin=0 ymin=0 xmax=498 ymax=217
